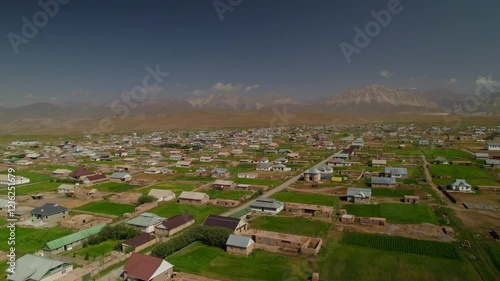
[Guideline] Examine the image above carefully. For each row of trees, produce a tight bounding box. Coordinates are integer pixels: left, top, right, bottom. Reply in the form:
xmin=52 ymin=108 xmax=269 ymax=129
xmin=86 ymin=224 xmax=142 ymax=246
xmin=151 ymin=225 xmax=233 ymax=259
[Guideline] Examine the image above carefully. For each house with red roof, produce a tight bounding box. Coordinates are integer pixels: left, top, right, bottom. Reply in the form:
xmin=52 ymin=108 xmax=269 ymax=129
xmin=122 ymin=253 xmax=174 ymax=281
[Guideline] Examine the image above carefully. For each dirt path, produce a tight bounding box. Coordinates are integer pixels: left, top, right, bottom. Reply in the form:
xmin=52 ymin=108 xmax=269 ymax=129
xmin=421 ymin=155 xmax=449 ymax=204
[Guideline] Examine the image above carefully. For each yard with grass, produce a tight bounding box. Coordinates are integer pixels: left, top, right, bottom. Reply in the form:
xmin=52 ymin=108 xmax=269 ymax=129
xmin=250 ymin=216 xmax=331 ymax=237
xmin=93 ymin=182 xmax=136 ymax=192
xmin=0 ymin=226 xmax=74 ymax=257
xmin=271 ymin=190 xmax=339 ymax=208
xmin=203 ymin=189 xmax=253 ymax=200
xmin=371 ymin=188 xmax=415 ymax=198
xmin=0 ymin=182 xmax=61 ymax=195
xmin=141 ymin=182 xmax=197 ymax=196
xmin=167 ymin=242 xmax=311 ymax=281
xmin=344 ymin=203 xmax=438 ymax=224
xmin=233 ymin=178 xmax=283 ymax=186
xmin=422 ymin=149 xmax=472 ymax=158
xmin=429 ymin=165 xmax=498 ymax=186
xmin=64 ymin=240 xmax=117 ymax=260
xmin=317 ymin=239 xmax=481 ymax=281
xmin=0 ymin=170 xmax=52 ymax=183
xmin=150 ymin=202 xmax=225 ymax=223
xmin=75 ymin=201 xmax=135 ymax=216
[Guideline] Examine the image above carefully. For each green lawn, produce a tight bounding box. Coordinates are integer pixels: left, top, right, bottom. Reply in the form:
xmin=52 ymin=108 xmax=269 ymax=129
xmin=203 ymin=190 xmax=253 ymax=200
xmin=271 ymin=190 xmax=339 ymax=208
xmin=0 ymin=182 xmax=61 ymax=195
xmin=250 ymin=216 xmax=331 ymax=237
xmin=141 ymin=182 xmax=197 ymax=196
xmin=167 ymin=242 xmax=311 ymax=281
xmin=429 ymin=165 xmax=498 ymax=186
xmin=150 ymin=202 xmax=225 ymax=223
xmin=0 ymin=171 xmax=52 ymax=183
xmin=233 ymin=178 xmax=282 ymax=186
xmin=68 ymin=240 xmax=117 ymax=260
xmin=93 ymin=182 xmax=136 ymax=192
xmin=75 ymin=201 xmax=135 ymax=216
xmin=317 ymin=239 xmax=481 ymax=281
xmin=227 ymin=164 xmax=256 ymax=175
xmin=422 ymin=149 xmax=472 ymax=158
xmin=344 ymin=203 xmax=438 ymax=224
xmin=371 ymin=188 xmax=415 ymax=198
xmin=0 ymin=226 xmax=74 ymax=257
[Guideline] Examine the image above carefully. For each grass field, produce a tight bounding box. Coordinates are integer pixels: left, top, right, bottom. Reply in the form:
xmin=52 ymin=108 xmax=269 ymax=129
xmin=227 ymin=164 xmax=256 ymax=175
xmin=271 ymin=190 xmax=339 ymax=208
xmin=150 ymin=202 xmax=225 ymax=223
xmin=167 ymin=242 xmax=311 ymax=281
xmin=429 ymin=165 xmax=498 ymax=186
xmin=371 ymin=188 xmax=415 ymax=198
xmin=341 ymin=232 xmax=460 ymax=260
xmin=317 ymin=239 xmax=481 ymax=281
xmin=0 ymin=226 xmax=74 ymax=257
xmin=141 ymin=182 xmax=197 ymax=196
xmin=0 ymin=171 xmax=52 ymax=183
xmin=422 ymin=149 xmax=472 ymax=158
xmin=93 ymin=182 xmax=136 ymax=192
xmin=203 ymin=189 xmax=253 ymax=200
xmin=250 ymin=216 xmax=330 ymax=237
xmin=233 ymin=178 xmax=283 ymax=186
xmin=75 ymin=201 xmax=135 ymax=216
xmin=0 ymin=182 xmax=60 ymax=195
xmin=68 ymin=240 xmax=117 ymax=260
xmin=344 ymin=203 xmax=438 ymax=224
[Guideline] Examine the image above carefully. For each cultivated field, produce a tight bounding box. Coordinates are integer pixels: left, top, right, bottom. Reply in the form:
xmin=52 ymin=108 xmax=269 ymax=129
xmin=167 ymin=242 xmax=311 ymax=281
xmin=344 ymin=203 xmax=438 ymax=224
xmin=271 ymin=190 xmax=339 ymax=208
xmin=150 ymin=202 xmax=225 ymax=223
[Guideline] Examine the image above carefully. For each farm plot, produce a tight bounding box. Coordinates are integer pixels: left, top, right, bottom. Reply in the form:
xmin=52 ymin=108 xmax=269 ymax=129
xmin=149 ymin=203 xmax=225 ymax=223
xmin=0 ymin=171 xmax=52 ymax=183
xmin=75 ymin=201 xmax=135 ymax=216
xmin=0 ymin=226 xmax=74 ymax=257
xmin=429 ymin=165 xmax=498 ymax=186
xmin=250 ymin=216 xmax=330 ymax=237
xmin=344 ymin=203 xmax=438 ymax=224
xmin=271 ymin=190 xmax=339 ymax=207
xmin=422 ymin=149 xmax=472 ymax=159
xmin=93 ymin=182 xmax=136 ymax=192
xmin=341 ymin=232 xmax=460 ymax=260
xmin=371 ymin=188 xmax=415 ymax=198
xmin=0 ymin=182 xmax=60 ymax=195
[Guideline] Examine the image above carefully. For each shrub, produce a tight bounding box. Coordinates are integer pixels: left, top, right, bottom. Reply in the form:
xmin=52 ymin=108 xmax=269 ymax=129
xmin=137 ymin=195 xmax=157 ymax=205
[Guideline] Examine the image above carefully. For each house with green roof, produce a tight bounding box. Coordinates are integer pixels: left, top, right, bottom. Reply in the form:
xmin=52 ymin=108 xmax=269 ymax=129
xmin=43 ymin=224 xmax=105 ymax=254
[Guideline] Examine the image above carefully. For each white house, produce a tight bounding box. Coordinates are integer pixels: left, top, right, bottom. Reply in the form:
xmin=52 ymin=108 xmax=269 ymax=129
xmin=148 ymin=189 xmax=176 ymax=202
xmin=449 ymin=179 xmax=472 ymax=192
xmin=485 ymin=142 xmax=500 ymax=151
xmin=0 ymin=174 xmax=30 ymax=185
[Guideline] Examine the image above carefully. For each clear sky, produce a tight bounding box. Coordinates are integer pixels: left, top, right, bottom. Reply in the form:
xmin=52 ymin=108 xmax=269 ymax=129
xmin=1 ymin=0 xmax=499 ymax=106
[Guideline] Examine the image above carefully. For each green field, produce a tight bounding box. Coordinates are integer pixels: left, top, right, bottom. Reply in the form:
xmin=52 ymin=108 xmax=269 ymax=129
xmin=0 ymin=171 xmax=52 ymax=183
xmin=141 ymin=182 xmax=197 ymax=196
xmin=341 ymin=232 xmax=460 ymax=260
xmin=344 ymin=203 xmax=438 ymax=224
xmin=0 ymin=226 xmax=74 ymax=257
xmin=75 ymin=201 xmax=135 ymax=216
xmin=0 ymin=182 xmax=61 ymax=195
xmin=271 ymin=190 xmax=339 ymax=208
xmin=93 ymin=182 xmax=136 ymax=192
xmin=371 ymin=188 xmax=415 ymax=198
xmin=233 ymin=178 xmax=283 ymax=186
xmin=422 ymin=149 xmax=472 ymax=158
xmin=203 ymin=190 xmax=253 ymax=200
xmin=68 ymin=240 xmax=117 ymax=260
xmin=150 ymin=202 xmax=225 ymax=223
xmin=250 ymin=216 xmax=330 ymax=237
xmin=227 ymin=164 xmax=256 ymax=175
xmin=429 ymin=165 xmax=498 ymax=186
xmin=167 ymin=242 xmax=311 ymax=281
xmin=317 ymin=239 xmax=481 ymax=281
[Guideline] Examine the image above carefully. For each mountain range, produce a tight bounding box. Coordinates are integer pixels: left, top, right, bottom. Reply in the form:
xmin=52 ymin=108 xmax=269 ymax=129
xmin=1 ymin=84 xmax=498 ymax=134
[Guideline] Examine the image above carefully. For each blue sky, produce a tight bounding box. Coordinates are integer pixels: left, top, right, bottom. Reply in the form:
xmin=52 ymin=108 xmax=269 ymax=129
xmin=1 ymin=0 xmax=499 ymax=106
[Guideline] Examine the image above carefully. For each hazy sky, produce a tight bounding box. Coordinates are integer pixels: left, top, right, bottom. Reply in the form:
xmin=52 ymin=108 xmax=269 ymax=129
xmin=1 ymin=0 xmax=499 ymax=106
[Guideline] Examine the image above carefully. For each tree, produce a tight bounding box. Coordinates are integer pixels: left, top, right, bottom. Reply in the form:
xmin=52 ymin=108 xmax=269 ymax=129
xmin=137 ymin=195 xmax=157 ymax=205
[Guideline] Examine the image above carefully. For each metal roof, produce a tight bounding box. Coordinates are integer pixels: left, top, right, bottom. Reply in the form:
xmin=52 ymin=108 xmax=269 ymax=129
xmin=43 ymin=224 xmax=105 ymax=251
xmin=250 ymin=198 xmax=284 ymax=209
xmin=371 ymin=177 xmax=396 ymax=185
xmin=7 ymin=254 xmax=71 ymax=281
xmin=226 ymin=234 xmax=254 ymax=248
xmin=125 ymin=213 xmax=166 ymax=228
